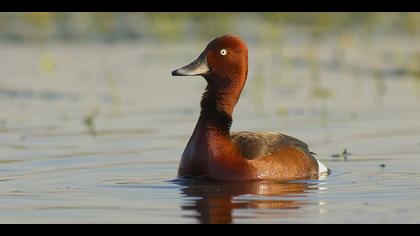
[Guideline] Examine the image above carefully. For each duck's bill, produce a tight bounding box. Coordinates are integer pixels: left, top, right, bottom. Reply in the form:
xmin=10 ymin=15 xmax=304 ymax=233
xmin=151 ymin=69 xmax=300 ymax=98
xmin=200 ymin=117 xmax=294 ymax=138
xmin=172 ymin=53 xmax=209 ymax=76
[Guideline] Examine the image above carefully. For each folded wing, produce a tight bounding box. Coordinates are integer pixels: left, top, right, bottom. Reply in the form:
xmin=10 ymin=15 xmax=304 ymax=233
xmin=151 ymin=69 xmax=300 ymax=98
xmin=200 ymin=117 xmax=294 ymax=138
xmin=230 ymin=131 xmax=315 ymax=160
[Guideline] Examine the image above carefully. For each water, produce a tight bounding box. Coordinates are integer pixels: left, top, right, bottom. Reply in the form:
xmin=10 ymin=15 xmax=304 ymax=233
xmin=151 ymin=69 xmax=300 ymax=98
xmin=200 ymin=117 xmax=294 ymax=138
xmin=1 ymin=36 xmax=420 ymax=223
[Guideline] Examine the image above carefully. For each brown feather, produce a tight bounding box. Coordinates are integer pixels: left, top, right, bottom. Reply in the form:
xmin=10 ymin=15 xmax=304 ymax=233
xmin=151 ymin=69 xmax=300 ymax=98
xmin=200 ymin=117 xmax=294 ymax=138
xmin=231 ymin=131 xmax=315 ymax=160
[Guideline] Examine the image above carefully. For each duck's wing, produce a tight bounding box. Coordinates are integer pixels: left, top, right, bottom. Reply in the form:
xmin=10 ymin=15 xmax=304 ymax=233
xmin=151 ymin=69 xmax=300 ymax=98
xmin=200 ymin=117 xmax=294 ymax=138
xmin=230 ymin=131 xmax=315 ymax=160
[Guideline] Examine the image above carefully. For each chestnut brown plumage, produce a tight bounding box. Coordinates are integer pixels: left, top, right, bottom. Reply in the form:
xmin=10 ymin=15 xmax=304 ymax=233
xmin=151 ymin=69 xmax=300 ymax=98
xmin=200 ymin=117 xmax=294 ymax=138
xmin=172 ymin=35 xmax=328 ymax=181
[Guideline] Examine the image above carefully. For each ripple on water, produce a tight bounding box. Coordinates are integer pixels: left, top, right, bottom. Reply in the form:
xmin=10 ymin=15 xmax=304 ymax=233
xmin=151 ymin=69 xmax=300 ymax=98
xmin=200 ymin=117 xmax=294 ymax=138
xmin=1 ymin=40 xmax=420 ymax=223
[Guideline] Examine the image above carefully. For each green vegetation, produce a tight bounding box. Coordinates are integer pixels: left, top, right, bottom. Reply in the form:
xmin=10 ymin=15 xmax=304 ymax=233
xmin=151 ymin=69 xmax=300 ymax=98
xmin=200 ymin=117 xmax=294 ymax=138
xmin=0 ymin=13 xmax=419 ymax=43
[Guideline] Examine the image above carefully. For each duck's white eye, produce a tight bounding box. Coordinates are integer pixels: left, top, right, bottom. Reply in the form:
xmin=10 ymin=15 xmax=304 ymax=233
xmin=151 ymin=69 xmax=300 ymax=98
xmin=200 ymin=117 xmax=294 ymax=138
xmin=220 ymin=49 xmax=227 ymax=56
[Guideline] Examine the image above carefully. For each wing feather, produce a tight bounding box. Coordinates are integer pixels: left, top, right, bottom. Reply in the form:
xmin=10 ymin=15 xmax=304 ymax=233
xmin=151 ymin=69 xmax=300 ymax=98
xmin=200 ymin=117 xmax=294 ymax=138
xmin=230 ymin=131 xmax=314 ymax=160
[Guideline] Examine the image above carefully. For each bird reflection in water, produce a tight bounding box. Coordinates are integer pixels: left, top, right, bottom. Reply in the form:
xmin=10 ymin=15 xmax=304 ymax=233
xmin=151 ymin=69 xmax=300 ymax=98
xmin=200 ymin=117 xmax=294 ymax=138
xmin=177 ymin=178 xmax=320 ymax=224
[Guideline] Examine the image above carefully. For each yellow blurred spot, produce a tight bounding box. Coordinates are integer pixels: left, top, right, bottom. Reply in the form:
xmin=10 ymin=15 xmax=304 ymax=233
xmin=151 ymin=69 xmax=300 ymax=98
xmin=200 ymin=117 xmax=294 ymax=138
xmin=38 ymin=53 xmax=56 ymax=76
xmin=339 ymin=33 xmax=353 ymax=49
xmin=312 ymin=87 xmax=334 ymax=99
xmin=276 ymin=106 xmax=289 ymax=116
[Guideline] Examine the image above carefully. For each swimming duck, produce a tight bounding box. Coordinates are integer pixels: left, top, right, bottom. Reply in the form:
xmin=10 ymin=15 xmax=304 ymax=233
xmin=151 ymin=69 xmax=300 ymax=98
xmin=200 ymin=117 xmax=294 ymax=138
xmin=172 ymin=34 xmax=328 ymax=182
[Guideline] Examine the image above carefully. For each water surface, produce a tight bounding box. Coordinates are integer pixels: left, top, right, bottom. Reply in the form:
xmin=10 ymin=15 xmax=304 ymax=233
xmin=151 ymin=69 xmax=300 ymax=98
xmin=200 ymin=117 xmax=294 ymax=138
xmin=1 ymin=38 xmax=420 ymax=223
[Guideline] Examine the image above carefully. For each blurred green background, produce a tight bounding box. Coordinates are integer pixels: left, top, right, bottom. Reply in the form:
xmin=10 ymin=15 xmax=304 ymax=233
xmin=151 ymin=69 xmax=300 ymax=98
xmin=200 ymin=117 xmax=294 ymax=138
xmin=1 ymin=13 xmax=420 ymax=43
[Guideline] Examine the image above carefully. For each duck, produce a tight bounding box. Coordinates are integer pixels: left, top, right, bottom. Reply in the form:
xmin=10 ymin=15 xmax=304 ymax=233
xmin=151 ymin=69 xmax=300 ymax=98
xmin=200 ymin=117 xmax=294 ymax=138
xmin=172 ymin=34 xmax=329 ymax=182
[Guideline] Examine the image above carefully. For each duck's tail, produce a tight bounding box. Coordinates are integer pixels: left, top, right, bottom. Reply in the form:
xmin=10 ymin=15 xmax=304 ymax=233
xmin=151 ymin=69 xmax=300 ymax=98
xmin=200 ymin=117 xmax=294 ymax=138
xmin=317 ymin=160 xmax=330 ymax=175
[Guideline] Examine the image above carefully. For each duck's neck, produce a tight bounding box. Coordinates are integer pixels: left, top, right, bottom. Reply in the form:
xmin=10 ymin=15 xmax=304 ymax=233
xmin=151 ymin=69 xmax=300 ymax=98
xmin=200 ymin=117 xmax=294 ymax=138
xmin=197 ymin=81 xmax=244 ymax=137
xmin=198 ymin=89 xmax=233 ymax=136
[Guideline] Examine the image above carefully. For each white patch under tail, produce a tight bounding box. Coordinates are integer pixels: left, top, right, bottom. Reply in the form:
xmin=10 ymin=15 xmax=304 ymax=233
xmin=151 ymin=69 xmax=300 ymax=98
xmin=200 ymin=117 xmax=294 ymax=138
xmin=317 ymin=160 xmax=329 ymax=175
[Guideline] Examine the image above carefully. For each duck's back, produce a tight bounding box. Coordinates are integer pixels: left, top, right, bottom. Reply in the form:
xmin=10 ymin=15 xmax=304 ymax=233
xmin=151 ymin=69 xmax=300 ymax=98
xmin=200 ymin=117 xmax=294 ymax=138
xmin=231 ymin=131 xmax=329 ymax=177
xmin=230 ymin=131 xmax=313 ymax=160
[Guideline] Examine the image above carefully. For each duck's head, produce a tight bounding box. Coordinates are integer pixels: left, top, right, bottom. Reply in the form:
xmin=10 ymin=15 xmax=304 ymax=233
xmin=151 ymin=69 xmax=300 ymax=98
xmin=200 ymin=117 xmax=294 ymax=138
xmin=172 ymin=34 xmax=248 ymax=86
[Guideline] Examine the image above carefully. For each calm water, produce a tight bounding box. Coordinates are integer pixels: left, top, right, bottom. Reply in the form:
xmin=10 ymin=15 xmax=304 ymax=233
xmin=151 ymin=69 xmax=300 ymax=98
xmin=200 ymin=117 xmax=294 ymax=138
xmin=1 ymin=36 xmax=420 ymax=223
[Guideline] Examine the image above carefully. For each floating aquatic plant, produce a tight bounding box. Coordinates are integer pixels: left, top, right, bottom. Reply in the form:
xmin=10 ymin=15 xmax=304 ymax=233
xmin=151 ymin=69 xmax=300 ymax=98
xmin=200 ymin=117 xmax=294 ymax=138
xmin=84 ymin=108 xmax=99 ymax=136
xmin=331 ymin=148 xmax=352 ymax=161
